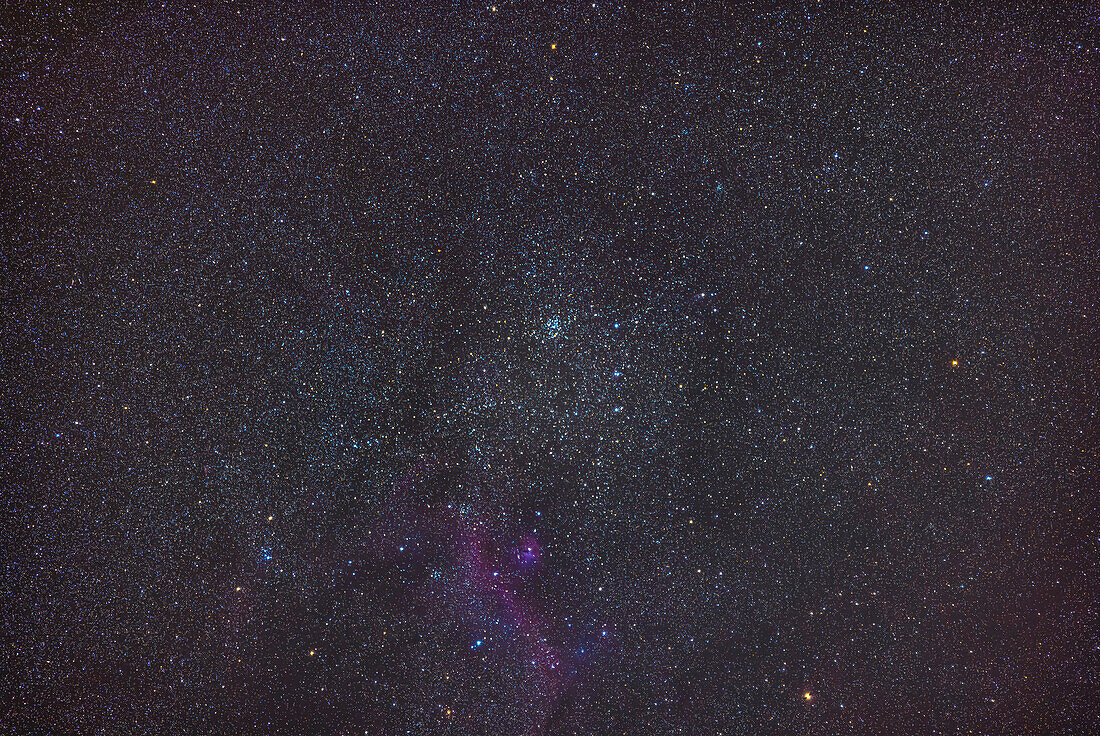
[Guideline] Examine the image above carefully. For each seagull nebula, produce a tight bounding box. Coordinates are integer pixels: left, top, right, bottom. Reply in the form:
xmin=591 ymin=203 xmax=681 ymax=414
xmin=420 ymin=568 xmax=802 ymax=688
xmin=4 ymin=3 xmax=1095 ymax=735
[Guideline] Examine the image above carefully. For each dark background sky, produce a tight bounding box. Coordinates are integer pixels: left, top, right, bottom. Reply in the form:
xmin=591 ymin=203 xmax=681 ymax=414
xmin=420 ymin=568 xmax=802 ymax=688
xmin=3 ymin=3 xmax=1095 ymax=735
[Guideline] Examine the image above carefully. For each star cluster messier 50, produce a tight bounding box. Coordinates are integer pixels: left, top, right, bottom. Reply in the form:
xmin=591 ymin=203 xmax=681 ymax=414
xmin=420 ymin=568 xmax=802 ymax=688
xmin=3 ymin=3 xmax=1096 ymax=735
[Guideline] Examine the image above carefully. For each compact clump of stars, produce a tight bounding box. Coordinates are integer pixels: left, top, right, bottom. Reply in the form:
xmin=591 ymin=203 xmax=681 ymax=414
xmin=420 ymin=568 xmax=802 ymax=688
xmin=4 ymin=3 xmax=1095 ymax=735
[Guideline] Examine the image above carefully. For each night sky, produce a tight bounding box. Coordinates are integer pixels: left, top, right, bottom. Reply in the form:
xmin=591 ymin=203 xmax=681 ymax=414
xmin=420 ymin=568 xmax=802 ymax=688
xmin=3 ymin=3 xmax=1096 ymax=735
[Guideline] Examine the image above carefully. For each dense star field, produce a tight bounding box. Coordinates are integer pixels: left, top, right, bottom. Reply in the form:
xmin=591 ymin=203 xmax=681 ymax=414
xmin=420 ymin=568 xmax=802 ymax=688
xmin=3 ymin=3 xmax=1096 ymax=735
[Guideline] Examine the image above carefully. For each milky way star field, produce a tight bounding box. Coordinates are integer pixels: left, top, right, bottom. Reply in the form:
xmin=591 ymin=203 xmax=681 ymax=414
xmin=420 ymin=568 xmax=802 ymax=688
xmin=3 ymin=4 xmax=1096 ymax=735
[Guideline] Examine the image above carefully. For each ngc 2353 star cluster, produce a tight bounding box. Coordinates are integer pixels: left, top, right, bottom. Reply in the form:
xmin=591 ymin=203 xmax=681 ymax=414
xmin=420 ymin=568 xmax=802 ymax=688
xmin=3 ymin=3 xmax=1095 ymax=735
